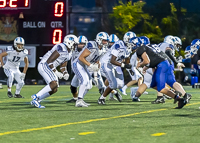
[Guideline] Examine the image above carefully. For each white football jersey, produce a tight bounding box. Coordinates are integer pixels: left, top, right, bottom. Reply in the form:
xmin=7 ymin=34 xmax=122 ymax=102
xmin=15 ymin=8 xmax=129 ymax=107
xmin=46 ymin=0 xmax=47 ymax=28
xmin=4 ymin=46 xmax=28 ymax=69
xmin=77 ymin=41 xmax=103 ymax=66
xmin=41 ymin=43 xmax=72 ymax=68
xmin=101 ymin=40 xmax=127 ymax=64
xmin=158 ymin=42 xmax=175 ymax=56
xmin=130 ymin=52 xmax=138 ymax=67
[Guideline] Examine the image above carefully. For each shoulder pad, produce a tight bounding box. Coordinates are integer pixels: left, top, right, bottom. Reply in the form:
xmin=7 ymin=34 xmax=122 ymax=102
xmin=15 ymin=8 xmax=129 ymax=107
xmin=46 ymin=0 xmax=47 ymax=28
xmin=87 ymin=41 xmax=95 ymax=50
xmin=6 ymin=46 xmax=14 ymax=51
xmin=56 ymin=44 xmax=64 ymax=52
xmin=23 ymin=49 xmax=28 ymax=54
xmin=168 ymin=44 xmax=174 ymax=49
xmin=114 ymin=44 xmax=120 ymax=50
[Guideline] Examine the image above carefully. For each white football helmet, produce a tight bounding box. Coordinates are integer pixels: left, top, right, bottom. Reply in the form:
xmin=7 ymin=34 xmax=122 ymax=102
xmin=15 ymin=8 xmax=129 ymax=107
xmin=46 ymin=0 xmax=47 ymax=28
xmin=174 ymin=36 xmax=182 ymax=51
xmin=78 ymin=35 xmax=88 ymax=44
xmin=123 ymin=31 xmax=136 ymax=44
xmin=164 ymin=35 xmax=175 ymax=47
xmin=63 ymin=34 xmax=78 ymax=49
xmin=14 ymin=37 xmax=25 ymax=51
xmin=95 ymin=32 xmax=109 ymax=47
xmin=109 ymin=34 xmax=119 ymax=43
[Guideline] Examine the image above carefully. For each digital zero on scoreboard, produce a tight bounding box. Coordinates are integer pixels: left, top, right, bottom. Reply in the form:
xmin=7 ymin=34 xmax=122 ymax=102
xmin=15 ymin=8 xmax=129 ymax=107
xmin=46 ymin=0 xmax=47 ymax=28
xmin=0 ymin=0 xmax=67 ymax=45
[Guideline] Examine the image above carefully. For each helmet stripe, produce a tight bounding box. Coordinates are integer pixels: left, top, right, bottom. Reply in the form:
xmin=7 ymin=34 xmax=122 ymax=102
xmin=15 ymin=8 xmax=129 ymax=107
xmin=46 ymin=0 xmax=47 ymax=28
xmin=112 ymin=34 xmax=114 ymax=42
xmin=79 ymin=36 xmax=82 ymax=43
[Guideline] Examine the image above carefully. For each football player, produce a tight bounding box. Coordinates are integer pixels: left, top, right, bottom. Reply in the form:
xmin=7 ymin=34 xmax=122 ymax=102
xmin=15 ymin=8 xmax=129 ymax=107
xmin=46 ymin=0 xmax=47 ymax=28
xmin=66 ymin=35 xmax=88 ymax=103
xmin=72 ymin=32 xmax=109 ymax=107
xmin=0 ymin=37 xmax=29 ymax=98
xmin=30 ymin=34 xmax=78 ymax=108
xmin=98 ymin=34 xmax=133 ymax=105
xmin=129 ymin=37 xmax=187 ymax=109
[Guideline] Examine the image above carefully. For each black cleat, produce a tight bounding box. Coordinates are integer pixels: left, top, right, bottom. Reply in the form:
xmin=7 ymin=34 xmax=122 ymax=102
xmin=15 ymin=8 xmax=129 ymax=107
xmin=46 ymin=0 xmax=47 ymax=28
xmin=66 ymin=98 xmax=77 ymax=103
xmin=114 ymin=92 xmax=122 ymax=102
xmin=163 ymin=94 xmax=172 ymax=100
xmin=176 ymin=98 xmax=187 ymax=109
xmin=151 ymin=97 xmax=165 ymax=104
xmin=14 ymin=94 xmax=24 ymax=98
xmin=7 ymin=91 xmax=13 ymax=98
xmin=183 ymin=93 xmax=192 ymax=103
xmin=132 ymin=97 xmax=140 ymax=102
xmin=97 ymin=98 xmax=106 ymax=105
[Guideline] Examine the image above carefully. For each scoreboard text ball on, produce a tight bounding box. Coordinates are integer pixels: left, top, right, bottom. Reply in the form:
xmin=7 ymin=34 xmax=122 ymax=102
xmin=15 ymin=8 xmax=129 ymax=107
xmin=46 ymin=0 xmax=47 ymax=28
xmin=0 ymin=0 xmax=67 ymax=45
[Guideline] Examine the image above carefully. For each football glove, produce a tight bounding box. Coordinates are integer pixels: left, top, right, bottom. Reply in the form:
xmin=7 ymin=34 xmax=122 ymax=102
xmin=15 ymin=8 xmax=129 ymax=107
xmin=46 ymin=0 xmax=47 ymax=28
xmin=89 ymin=63 xmax=99 ymax=72
xmin=63 ymin=73 xmax=69 ymax=80
xmin=55 ymin=70 xmax=63 ymax=79
xmin=20 ymin=73 xmax=26 ymax=80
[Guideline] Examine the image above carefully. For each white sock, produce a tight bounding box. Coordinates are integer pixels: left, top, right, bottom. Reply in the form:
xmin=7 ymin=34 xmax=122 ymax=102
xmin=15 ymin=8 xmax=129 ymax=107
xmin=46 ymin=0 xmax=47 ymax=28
xmin=73 ymin=97 xmax=78 ymax=100
xmin=113 ymin=90 xmax=117 ymax=94
xmin=8 ymin=88 xmax=11 ymax=92
xmin=38 ymin=92 xmax=50 ymax=101
xmin=78 ymin=84 xmax=87 ymax=99
xmin=36 ymin=85 xmax=52 ymax=99
xmin=122 ymin=85 xmax=127 ymax=91
xmin=100 ymin=95 xmax=106 ymax=99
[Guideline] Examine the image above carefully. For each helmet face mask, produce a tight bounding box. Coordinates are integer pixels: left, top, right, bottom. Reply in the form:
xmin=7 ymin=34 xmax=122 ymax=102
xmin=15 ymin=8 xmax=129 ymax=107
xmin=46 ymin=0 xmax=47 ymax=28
xmin=63 ymin=34 xmax=78 ymax=51
xmin=96 ymin=32 xmax=109 ymax=48
xmin=14 ymin=37 xmax=25 ymax=51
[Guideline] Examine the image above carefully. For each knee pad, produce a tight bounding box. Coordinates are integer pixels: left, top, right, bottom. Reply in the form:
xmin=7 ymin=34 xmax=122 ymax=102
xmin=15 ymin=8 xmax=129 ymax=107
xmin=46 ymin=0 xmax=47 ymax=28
xmin=70 ymin=85 xmax=77 ymax=94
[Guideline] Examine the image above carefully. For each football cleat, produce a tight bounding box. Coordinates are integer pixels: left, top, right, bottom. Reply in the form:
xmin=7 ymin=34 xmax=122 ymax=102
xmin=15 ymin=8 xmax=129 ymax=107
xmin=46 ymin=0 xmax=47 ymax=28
xmin=151 ymin=97 xmax=165 ymax=104
xmin=114 ymin=92 xmax=122 ymax=102
xmin=66 ymin=98 xmax=77 ymax=103
xmin=183 ymin=93 xmax=192 ymax=103
xmin=109 ymin=97 xmax=118 ymax=101
xmin=119 ymin=88 xmax=127 ymax=96
xmin=163 ymin=94 xmax=172 ymax=100
xmin=7 ymin=91 xmax=13 ymax=98
xmin=14 ymin=94 xmax=24 ymax=98
xmin=75 ymin=99 xmax=88 ymax=107
xmin=30 ymin=100 xmax=45 ymax=108
xmin=176 ymin=98 xmax=187 ymax=109
xmin=132 ymin=97 xmax=140 ymax=102
xmin=97 ymin=98 xmax=106 ymax=105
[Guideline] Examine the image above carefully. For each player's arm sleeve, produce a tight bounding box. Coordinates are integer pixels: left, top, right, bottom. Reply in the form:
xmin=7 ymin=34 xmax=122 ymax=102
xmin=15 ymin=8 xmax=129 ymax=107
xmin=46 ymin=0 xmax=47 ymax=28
xmin=165 ymin=49 xmax=178 ymax=65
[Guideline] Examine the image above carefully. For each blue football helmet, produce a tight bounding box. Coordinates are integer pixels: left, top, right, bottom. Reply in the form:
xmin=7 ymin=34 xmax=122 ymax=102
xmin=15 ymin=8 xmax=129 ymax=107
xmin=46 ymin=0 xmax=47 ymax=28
xmin=184 ymin=46 xmax=192 ymax=59
xmin=190 ymin=39 xmax=200 ymax=54
xmin=127 ymin=37 xmax=142 ymax=50
xmin=140 ymin=36 xmax=150 ymax=45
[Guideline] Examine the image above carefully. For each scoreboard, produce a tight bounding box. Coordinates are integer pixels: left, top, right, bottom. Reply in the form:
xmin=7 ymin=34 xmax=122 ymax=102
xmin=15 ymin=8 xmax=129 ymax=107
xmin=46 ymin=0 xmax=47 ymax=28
xmin=0 ymin=0 xmax=68 ymax=45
